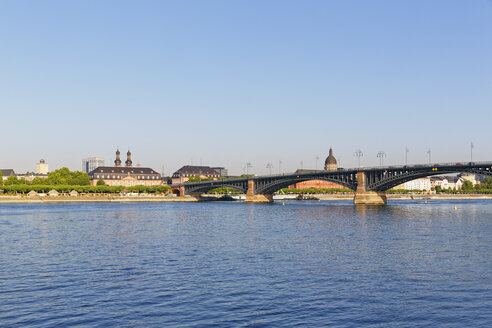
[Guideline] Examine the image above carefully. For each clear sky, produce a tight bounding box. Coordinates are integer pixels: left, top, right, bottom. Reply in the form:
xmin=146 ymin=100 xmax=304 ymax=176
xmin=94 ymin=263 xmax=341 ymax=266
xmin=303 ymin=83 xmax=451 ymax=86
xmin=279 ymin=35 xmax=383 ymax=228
xmin=1 ymin=0 xmax=491 ymax=175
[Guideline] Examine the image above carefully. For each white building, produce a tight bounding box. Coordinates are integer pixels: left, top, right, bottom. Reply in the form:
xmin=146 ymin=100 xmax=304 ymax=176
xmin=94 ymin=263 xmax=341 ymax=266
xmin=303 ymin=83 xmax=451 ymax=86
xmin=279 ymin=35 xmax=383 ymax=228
xmin=431 ymin=176 xmax=464 ymax=190
xmin=401 ymin=178 xmax=432 ymax=191
xmin=82 ymin=157 xmax=105 ymax=173
xmin=460 ymin=173 xmax=479 ymax=186
xmin=36 ymin=159 xmax=49 ymax=174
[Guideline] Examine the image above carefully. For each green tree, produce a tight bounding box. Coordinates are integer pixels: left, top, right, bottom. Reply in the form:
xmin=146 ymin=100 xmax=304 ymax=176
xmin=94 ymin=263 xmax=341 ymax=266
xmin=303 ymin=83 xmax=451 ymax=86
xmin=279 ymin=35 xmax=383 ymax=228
xmin=68 ymin=171 xmax=90 ymax=185
xmin=48 ymin=167 xmax=72 ymax=185
xmin=4 ymin=175 xmax=19 ymax=185
xmin=47 ymin=168 xmax=90 ymax=185
xmin=96 ymin=179 xmax=106 ymax=186
xmin=0 ymin=171 xmax=3 ymax=186
xmin=461 ymin=180 xmax=474 ymax=193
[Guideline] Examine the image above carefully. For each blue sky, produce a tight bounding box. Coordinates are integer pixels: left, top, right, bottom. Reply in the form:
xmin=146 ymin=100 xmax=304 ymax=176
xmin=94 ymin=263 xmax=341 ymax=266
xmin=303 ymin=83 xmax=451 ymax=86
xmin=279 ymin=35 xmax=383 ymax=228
xmin=1 ymin=0 xmax=491 ymax=175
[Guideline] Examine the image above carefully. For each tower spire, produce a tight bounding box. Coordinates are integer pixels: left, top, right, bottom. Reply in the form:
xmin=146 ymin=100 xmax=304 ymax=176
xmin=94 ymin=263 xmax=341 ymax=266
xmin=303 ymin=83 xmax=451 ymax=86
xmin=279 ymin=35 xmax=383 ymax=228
xmin=125 ymin=149 xmax=133 ymax=168
xmin=114 ymin=148 xmax=122 ymax=167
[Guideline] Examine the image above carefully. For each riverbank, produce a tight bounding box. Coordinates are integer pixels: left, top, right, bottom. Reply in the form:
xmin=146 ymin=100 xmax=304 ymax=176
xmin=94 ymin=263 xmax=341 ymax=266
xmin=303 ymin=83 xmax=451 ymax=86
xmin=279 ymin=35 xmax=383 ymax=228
xmin=1 ymin=193 xmax=492 ymax=203
xmin=0 ymin=195 xmax=200 ymax=203
xmin=314 ymin=193 xmax=492 ymax=200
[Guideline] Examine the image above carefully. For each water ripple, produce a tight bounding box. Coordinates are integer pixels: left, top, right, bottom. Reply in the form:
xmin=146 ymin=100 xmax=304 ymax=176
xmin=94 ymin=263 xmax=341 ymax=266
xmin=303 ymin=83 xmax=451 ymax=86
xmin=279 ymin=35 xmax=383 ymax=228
xmin=1 ymin=201 xmax=492 ymax=327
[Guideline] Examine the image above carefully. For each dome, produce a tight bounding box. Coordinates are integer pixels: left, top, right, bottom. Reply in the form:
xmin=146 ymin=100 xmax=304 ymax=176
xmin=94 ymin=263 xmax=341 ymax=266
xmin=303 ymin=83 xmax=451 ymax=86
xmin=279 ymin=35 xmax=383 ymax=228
xmin=40 ymin=159 xmax=45 ymax=164
xmin=325 ymin=148 xmax=337 ymax=165
xmin=324 ymin=148 xmax=337 ymax=171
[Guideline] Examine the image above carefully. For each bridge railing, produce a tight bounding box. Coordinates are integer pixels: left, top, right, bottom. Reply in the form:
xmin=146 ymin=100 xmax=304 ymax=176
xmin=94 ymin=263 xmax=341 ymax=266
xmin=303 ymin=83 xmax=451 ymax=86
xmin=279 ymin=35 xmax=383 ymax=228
xmin=172 ymin=161 xmax=492 ymax=186
xmin=360 ymin=161 xmax=492 ymax=171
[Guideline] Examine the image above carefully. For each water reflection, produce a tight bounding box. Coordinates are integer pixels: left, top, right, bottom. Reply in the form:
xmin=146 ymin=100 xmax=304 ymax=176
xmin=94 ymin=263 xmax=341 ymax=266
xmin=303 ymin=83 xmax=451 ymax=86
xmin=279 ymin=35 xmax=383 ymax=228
xmin=1 ymin=200 xmax=491 ymax=327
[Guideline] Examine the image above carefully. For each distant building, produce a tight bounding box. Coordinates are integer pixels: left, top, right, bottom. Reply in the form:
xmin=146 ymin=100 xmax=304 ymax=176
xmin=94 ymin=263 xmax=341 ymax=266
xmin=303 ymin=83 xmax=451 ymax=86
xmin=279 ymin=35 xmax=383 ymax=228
xmin=324 ymin=148 xmax=338 ymax=171
xmin=288 ymin=169 xmax=349 ymax=190
xmin=172 ymin=165 xmax=221 ymax=184
xmin=395 ymin=178 xmax=432 ymax=191
xmin=82 ymin=157 xmax=105 ymax=173
xmin=36 ymin=159 xmax=49 ymax=174
xmin=17 ymin=173 xmax=49 ymax=182
xmin=430 ymin=176 xmax=464 ymax=190
xmin=460 ymin=173 xmax=479 ymax=186
xmin=1 ymin=169 xmax=16 ymax=181
xmin=212 ymin=167 xmax=228 ymax=177
xmin=89 ymin=149 xmax=161 ymax=187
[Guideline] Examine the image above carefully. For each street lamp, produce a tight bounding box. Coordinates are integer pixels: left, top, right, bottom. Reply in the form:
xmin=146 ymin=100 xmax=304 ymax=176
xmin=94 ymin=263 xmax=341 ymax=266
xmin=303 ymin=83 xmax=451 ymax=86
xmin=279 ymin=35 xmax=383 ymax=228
xmin=405 ymin=147 xmax=409 ymax=166
xmin=266 ymin=163 xmax=273 ymax=175
xmin=246 ymin=162 xmax=252 ymax=175
xmin=376 ymin=151 xmax=386 ymax=167
xmin=470 ymin=142 xmax=474 ymax=163
xmin=300 ymin=160 xmax=303 ymax=170
xmin=354 ymin=150 xmax=363 ymax=168
xmin=427 ymin=149 xmax=431 ymax=164
xmin=315 ymin=156 xmax=319 ymax=171
xmin=278 ymin=160 xmax=282 ymax=174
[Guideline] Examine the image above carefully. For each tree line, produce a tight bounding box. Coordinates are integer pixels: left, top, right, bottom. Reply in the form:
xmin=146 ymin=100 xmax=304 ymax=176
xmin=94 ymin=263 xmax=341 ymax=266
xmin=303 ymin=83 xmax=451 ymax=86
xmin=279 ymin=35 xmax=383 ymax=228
xmin=0 ymin=168 xmax=170 ymax=194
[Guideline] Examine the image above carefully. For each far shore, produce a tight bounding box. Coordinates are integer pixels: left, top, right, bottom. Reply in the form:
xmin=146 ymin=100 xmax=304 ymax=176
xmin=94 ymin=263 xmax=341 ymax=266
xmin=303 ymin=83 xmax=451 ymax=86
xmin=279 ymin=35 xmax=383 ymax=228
xmin=0 ymin=193 xmax=491 ymax=204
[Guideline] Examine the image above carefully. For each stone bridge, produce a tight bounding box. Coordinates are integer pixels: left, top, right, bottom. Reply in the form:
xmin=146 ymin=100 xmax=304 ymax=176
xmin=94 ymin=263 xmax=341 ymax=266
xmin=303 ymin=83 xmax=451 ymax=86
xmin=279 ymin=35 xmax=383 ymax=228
xmin=171 ymin=162 xmax=492 ymax=205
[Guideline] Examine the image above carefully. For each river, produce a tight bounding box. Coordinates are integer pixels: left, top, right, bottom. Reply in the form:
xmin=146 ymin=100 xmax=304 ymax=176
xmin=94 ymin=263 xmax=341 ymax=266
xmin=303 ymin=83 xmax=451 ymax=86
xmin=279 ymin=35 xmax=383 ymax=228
xmin=1 ymin=200 xmax=491 ymax=327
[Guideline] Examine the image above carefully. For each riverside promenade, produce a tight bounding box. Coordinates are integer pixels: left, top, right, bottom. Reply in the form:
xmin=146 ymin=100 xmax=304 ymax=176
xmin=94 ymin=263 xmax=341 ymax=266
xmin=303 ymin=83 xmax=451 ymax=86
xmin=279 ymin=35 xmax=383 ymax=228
xmin=1 ymin=193 xmax=491 ymax=203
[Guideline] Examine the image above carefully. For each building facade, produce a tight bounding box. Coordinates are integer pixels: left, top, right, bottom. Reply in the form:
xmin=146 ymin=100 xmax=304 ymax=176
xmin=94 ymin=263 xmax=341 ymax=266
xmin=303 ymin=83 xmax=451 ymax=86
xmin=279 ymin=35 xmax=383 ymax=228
xmin=172 ymin=165 xmax=222 ymax=184
xmin=289 ymin=179 xmax=349 ymax=190
xmin=36 ymin=159 xmax=49 ymax=174
xmin=288 ymin=168 xmax=348 ymax=190
xmin=89 ymin=150 xmax=161 ymax=187
xmin=1 ymin=169 xmax=16 ymax=181
xmin=82 ymin=157 xmax=105 ymax=173
xmin=395 ymin=178 xmax=432 ymax=191
xmin=212 ymin=167 xmax=228 ymax=177
xmin=431 ymin=176 xmax=464 ymax=190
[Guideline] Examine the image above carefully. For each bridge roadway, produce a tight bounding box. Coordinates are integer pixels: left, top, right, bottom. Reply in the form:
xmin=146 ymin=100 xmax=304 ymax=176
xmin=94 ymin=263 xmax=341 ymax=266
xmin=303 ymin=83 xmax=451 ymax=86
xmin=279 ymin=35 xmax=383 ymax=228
xmin=170 ymin=162 xmax=492 ymax=205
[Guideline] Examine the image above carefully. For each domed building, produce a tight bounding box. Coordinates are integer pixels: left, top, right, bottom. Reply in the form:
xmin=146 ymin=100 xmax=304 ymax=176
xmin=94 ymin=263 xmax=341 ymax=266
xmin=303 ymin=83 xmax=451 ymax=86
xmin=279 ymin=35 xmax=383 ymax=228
xmin=324 ymin=148 xmax=337 ymax=171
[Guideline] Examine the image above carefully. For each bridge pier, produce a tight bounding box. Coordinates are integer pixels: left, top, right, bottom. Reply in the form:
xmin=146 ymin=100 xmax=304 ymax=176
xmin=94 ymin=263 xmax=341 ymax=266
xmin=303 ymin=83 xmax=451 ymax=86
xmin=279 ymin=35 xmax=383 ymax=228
xmin=245 ymin=180 xmax=273 ymax=203
xmin=354 ymin=172 xmax=387 ymax=205
xmin=171 ymin=186 xmax=186 ymax=197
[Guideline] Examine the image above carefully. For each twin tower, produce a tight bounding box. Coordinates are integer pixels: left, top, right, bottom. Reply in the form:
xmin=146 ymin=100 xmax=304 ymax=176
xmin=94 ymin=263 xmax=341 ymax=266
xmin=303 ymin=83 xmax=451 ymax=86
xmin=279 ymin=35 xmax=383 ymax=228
xmin=114 ymin=149 xmax=132 ymax=168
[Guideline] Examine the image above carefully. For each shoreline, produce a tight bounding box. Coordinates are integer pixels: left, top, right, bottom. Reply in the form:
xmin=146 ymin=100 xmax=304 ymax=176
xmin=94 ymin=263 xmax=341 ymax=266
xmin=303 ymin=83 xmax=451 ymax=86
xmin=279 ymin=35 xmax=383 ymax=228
xmin=0 ymin=194 xmax=491 ymax=204
xmin=0 ymin=196 xmax=200 ymax=204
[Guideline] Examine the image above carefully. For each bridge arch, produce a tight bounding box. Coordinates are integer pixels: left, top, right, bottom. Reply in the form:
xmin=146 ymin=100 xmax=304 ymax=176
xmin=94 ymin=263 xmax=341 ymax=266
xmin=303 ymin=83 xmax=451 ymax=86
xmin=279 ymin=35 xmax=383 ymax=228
xmin=367 ymin=167 xmax=492 ymax=191
xmin=254 ymin=176 xmax=355 ymax=195
xmin=185 ymin=183 xmax=248 ymax=195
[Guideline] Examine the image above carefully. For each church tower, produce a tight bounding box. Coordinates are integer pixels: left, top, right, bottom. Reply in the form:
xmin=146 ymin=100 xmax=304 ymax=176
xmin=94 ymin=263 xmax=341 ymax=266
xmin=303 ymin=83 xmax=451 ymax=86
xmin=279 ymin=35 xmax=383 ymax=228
xmin=114 ymin=149 xmax=122 ymax=167
xmin=125 ymin=150 xmax=133 ymax=168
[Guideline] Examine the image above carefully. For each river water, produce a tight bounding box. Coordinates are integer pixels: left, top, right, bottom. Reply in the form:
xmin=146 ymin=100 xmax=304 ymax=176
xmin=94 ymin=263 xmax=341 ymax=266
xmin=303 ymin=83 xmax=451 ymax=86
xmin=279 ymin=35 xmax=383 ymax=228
xmin=1 ymin=200 xmax=491 ymax=327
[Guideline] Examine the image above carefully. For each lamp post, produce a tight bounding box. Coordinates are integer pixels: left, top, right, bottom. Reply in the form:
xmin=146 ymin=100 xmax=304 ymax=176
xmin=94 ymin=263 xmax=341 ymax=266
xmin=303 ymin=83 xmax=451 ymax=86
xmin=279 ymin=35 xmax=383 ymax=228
xmin=278 ymin=160 xmax=282 ymax=174
xmin=266 ymin=163 xmax=273 ymax=175
xmin=427 ymin=149 xmax=431 ymax=164
xmin=300 ymin=160 xmax=303 ymax=170
xmin=405 ymin=147 xmax=409 ymax=166
xmin=470 ymin=142 xmax=474 ymax=163
xmin=376 ymin=151 xmax=386 ymax=167
xmin=246 ymin=162 xmax=252 ymax=175
xmin=315 ymin=156 xmax=319 ymax=171
xmin=354 ymin=150 xmax=363 ymax=168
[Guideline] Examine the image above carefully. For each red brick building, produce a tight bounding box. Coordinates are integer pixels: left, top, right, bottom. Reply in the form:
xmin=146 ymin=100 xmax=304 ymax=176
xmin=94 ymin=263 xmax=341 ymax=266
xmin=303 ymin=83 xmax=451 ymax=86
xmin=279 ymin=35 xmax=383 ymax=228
xmin=288 ymin=149 xmax=348 ymax=190
xmin=288 ymin=179 xmax=348 ymax=190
